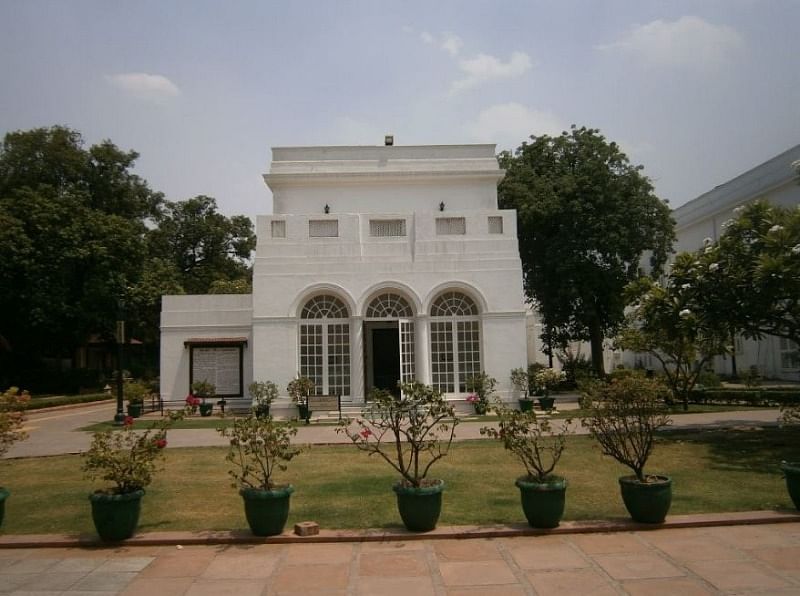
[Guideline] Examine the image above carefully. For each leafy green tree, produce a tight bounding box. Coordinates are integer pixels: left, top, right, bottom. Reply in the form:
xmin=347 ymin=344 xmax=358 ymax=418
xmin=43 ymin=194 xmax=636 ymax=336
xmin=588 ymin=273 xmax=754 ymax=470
xmin=616 ymin=253 xmax=730 ymax=409
xmin=690 ymin=201 xmax=800 ymax=348
xmin=498 ymin=126 xmax=675 ymax=377
xmin=0 ymin=127 xmax=159 ymax=365
xmin=148 ymin=195 xmax=255 ymax=294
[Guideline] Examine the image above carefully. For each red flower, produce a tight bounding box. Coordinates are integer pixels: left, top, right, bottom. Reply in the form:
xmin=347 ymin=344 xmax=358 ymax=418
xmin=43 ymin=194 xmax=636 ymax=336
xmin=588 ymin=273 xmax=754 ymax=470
xmin=360 ymin=428 xmax=372 ymax=439
xmin=124 ymin=416 xmax=134 ymax=426
xmin=154 ymin=438 xmax=167 ymax=449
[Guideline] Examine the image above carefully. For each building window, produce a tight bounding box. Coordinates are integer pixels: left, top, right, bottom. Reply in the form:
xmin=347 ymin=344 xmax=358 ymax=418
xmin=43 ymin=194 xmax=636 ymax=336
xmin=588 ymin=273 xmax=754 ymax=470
xmin=309 ymin=219 xmax=338 ymax=238
xmin=436 ymin=217 xmax=466 ymax=235
xmin=271 ymin=220 xmax=286 ymax=238
xmin=366 ymin=293 xmax=413 ymax=318
xmin=299 ymin=295 xmax=350 ymax=396
xmin=488 ymin=216 xmax=503 ymax=234
xmin=429 ymin=291 xmax=480 ymax=393
xmin=780 ymin=338 xmax=799 ymax=369
xmin=370 ymin=219 xmax=406 ymax=237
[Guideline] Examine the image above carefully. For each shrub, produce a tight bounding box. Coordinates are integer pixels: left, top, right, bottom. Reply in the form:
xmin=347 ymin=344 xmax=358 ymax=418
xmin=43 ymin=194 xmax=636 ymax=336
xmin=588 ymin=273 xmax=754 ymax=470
xmin=82 ymin=411 xmax=182 ymax=494
xmin=123 ymin=380 xmax=150 ymax=405
xmin=582 ymin=377 xmax=672 ymax=482
xmin=465 ymin=372 xmax=496 ymax=414
xmin=248 ymin=380 xmax=279 ymax=417
xmin=337 ymin=382 xmax=459 ymax=488
xmin=218 ymin=415 xmax=303 ymax=490
xmin=480 ymin=404 xmax=573 ymax=482
xmin=0 ymin=387 xmax=29 ymax=461
xmin=287 ymin=376 xmax=315 ymax=405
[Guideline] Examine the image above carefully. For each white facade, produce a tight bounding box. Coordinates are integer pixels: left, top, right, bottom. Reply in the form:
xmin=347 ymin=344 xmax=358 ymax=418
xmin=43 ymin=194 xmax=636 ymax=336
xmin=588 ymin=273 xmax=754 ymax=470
xmin=624 ymin=144 xmax=800 ymax=380
xmin=160 ymin=143 xmax=528 ymax=412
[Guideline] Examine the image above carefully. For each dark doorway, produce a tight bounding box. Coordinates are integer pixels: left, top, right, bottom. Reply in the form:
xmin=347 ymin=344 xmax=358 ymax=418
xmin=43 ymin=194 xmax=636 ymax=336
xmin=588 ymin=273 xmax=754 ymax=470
xmin=372 ymin=327 xmax=400 ymax=395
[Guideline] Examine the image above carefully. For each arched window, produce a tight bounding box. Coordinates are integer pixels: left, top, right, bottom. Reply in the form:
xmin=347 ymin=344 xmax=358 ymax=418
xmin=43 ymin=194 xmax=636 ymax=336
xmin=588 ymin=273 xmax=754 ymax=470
xmin=366 ymin=293 xmax=413 ymax=318
xmin=299 ymin=295 xmax=350 ymax=396
xmin=429 ymin=291 xmax=481 ymax=394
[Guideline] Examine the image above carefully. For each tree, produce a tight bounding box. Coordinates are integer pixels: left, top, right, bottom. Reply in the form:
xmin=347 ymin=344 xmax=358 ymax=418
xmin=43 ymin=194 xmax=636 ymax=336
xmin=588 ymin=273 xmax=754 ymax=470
xmin=498 ymin=126 xmax=675 ymax=377
xmin=616 ymin=253 xmax=730 ymax=408
xmin=690 ymin=201 xmax=800 ymax=349
xmin=0 ymin=127 xmax=159 ymax=366
xmin=148 ymin=195 xmax=255 ymax=294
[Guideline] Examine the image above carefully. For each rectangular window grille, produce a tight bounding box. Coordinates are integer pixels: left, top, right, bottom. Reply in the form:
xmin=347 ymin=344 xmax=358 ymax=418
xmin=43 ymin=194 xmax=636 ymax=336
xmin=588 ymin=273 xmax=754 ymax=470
xmin=780 ymin=338 xmax=799 ymax=369
xmin=436 ymin=217 xmax=466 ymax=235
xmin=309 ymin=219 xmax=338 ymax=238
xmin=430 ymin=321 xmax=455 ymax=393
xmin=488 ymin=216 xmax=503 ymax=234
xmin=327 ymin=323 xmax=351 ymax=396
xmin=271 ymin=220 xmax=286 ymax=238
xmin=370 ymin=219 xmax=406 ymax=237
xmin=299 ymin=324 xmax=324 ymax=392
xmin=457 ymin=321 xmax=481 ymax=393
xmin=400 ymin=322 xmax=415 ymax=384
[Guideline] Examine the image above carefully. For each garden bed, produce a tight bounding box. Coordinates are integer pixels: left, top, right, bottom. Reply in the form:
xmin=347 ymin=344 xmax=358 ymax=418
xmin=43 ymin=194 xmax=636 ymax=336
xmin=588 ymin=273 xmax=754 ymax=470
xmin=1 ymin=426 xmax=799 ymax=535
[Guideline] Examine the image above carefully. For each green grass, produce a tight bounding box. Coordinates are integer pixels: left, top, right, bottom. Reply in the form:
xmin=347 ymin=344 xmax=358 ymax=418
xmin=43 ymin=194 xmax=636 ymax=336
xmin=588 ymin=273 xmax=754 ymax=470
xmin=2 ymin=426 xmax=799 ymax=535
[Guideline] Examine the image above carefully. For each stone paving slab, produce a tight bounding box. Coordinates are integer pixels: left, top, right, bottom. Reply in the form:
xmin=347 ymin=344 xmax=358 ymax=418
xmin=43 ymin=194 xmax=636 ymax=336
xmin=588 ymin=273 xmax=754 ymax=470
xmin=0 ymin=522 xmax=799 ymax=595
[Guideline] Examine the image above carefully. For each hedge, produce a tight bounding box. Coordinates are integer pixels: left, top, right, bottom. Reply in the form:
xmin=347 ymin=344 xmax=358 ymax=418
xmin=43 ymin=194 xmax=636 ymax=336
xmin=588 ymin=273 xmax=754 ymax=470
xmin=688 ymin=388 xmax=800 ymax=407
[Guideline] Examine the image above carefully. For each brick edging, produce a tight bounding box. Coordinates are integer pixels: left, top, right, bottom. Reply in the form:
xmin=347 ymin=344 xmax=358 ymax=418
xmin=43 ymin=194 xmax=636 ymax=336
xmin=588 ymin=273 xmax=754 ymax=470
xmin=1 ymin=509 xmax=798 ymax=549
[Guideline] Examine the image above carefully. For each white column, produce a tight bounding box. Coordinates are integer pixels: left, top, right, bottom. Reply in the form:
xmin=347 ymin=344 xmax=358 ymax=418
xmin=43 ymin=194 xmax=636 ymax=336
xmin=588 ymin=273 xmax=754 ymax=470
xmin=351 ymin=316 xmax=364 ymax=403
xmin=415 ymin=315 xmax=430 ymax=385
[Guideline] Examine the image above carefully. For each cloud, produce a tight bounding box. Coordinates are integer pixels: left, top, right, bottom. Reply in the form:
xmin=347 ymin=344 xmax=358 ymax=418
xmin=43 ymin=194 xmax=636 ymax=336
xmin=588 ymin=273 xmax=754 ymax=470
xmin=440 ymin=32 xmax=463 ymax=57
xmin=465 ymin=103 xmax=564 ymax=148
xmin=106 ymin=72 xmax=180 ymax=102
xmin=420 ymin=30 xmax=463 ymax=56
xmin=596 ymin=16 xmax=744 ymax=69
xmin=451 ymin=51 xmax=532 ymax=93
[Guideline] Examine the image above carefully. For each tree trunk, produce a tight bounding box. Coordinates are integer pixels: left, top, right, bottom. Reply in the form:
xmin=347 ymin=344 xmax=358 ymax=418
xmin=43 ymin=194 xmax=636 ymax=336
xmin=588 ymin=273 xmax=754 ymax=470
xmin=730 ymin=330 xmax=738 ymax=380
xmin=589 ymin=321 xmax=606 ymax=379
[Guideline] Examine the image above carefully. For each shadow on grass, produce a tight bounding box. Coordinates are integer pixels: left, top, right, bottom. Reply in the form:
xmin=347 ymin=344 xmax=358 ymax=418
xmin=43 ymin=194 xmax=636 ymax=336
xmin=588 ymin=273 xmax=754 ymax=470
xmin=663 ymin=425 xmax=800 ymax=476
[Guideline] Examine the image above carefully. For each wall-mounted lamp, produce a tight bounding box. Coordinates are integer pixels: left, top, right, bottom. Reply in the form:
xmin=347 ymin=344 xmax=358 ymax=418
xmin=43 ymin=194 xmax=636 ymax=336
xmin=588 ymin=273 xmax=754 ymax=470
xmin=324 ymin=204 xmax=330 ymax=214
xmin=384 ymin=134 xmax=394 ymax=146
xmin=439 ymin=201 xmax=445 ymax=212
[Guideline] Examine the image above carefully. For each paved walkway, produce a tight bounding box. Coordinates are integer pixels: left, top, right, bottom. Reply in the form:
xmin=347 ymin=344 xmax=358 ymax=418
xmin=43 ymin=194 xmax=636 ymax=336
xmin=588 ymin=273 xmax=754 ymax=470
xmin=1 ymin=522 xmax=799 ymax=594
xmin=4 ymin=401 xmax=786 ymax=458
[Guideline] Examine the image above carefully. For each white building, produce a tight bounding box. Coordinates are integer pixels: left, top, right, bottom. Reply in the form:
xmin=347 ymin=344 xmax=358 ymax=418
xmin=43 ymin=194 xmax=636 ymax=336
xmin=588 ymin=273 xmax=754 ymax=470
xmin=626 ymin=144 xmax=800 ymax=380
xmin=160 ymin=141 xmax=528 ymax=413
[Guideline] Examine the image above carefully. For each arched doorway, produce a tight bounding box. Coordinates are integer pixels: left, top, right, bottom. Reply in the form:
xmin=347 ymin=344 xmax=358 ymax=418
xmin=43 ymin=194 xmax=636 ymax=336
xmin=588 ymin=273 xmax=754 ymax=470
xmin=364 ymin=292 xmax=415 ymax=396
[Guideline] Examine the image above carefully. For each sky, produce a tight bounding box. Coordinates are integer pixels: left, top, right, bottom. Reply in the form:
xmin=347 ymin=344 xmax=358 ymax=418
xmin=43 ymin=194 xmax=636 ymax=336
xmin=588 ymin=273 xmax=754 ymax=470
xmin=1 ymin=0 xmax=799 ymax=224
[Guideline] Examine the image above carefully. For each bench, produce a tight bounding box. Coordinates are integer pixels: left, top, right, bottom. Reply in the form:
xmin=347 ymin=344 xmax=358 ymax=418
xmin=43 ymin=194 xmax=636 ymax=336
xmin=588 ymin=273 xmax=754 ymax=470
xmin=300 ymin=394 xmax=341 ymax=423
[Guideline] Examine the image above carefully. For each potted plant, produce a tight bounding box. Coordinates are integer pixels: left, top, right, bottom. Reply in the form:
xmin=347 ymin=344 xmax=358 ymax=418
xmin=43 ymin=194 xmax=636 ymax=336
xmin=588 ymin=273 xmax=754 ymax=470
xmin=337 ymin=382 xmax=459 ymax=532
xmin=533 ymin=368 xmax=565 ymax=411
xmin=779 ymin=404 xmax=800 ymax=509
xmin=124 ymin=380 xmax=149 ymax=418
xmin=191 ymin=380 xmax=216 ymax=417
xmin=287 ymin=376 xmax=315 ymax=423
xmin=81 ymin=411 xmax=181 ymax=541
xmin=582 ymin=376 xmax=673 ymax=523
xmin=510 ymin=367 xmax=533 ymax=412
xmin=0 ymin=387 xmax=29 ymax=528
xmin=249 ymin=380 xmax=278 ymax=419
xmin=218 ymin=414 xmax=303 ymax=536
xmin=481 ymin=404 xmax=573 ymax=528
xmin=465 ymin=372 xmax=496 ymax=415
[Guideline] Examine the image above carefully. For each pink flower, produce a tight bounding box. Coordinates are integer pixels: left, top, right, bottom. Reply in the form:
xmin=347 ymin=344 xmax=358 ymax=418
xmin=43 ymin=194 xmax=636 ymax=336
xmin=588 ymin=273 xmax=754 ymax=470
xmin=466 ymin=394 xmax=479 ymax=404
xmin=154 ymin=438 xmax=167 ymax=449
xmin=123 ymin=416 xmax=134 ymax=426
xmin=360 ymin=428 xmax=372 ymax=439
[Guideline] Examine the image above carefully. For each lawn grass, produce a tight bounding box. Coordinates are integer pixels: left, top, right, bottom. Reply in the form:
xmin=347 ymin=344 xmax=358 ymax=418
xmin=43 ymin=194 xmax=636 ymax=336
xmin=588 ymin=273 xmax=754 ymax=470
xmin=2 ymin=426 xmax=798 ymax=535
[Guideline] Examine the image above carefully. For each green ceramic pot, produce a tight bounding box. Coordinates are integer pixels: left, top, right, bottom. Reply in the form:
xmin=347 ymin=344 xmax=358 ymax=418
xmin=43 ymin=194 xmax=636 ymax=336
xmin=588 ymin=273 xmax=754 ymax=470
xmin=619 ymin=475 xmax=672 ymax=523
xmin=239 ymin=486 xmax=294 ymax=536
xmin=515 ymin=475 xmax=566 ymax=528
xmin=780 ymin=461 xmax=800 ymax=510
xmin=0 ymin=487 xmax=9 ymax=528
xmin=392 ymin=479 xmax=444 ymax=532
xmin=89 ymin=489 xmax=144 ymax=541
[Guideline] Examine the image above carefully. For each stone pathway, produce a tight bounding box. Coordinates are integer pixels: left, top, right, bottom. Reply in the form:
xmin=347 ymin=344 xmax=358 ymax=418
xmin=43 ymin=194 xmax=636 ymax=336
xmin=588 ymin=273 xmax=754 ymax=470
xmin=1 ymin=522 xmax=800 ymax=595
